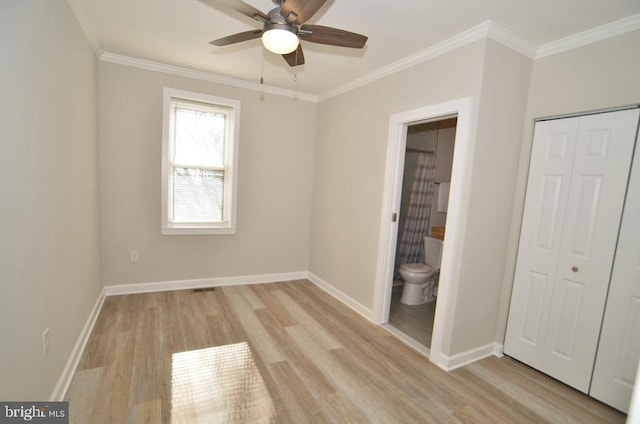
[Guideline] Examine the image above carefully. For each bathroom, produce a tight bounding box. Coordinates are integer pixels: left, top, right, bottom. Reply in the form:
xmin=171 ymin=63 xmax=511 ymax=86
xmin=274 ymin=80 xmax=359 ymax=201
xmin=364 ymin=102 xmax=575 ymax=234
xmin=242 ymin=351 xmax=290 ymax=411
xmin=388 ymin=117 xmax=457 ymax=349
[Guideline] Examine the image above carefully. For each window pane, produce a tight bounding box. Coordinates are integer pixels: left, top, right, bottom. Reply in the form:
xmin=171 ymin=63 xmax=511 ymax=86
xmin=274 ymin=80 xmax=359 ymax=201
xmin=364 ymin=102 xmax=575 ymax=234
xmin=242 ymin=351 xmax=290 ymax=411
xmin=173 ymin=106 xmax=226 ymax=167
xmin=172 ymin=167 xmax=224 ymax=222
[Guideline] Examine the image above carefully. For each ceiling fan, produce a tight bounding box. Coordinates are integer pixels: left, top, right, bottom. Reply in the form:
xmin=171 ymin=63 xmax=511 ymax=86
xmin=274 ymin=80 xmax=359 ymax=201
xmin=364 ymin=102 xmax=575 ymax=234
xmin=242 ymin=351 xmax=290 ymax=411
xmin=199 ymin=0 xmax=368 ymax=66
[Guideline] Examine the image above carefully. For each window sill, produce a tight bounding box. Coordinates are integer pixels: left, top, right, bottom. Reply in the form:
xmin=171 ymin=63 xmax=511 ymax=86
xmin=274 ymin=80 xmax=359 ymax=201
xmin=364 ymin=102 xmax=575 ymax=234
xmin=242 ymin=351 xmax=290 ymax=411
xmin=161 ymin=226 xmax=236 ymax=236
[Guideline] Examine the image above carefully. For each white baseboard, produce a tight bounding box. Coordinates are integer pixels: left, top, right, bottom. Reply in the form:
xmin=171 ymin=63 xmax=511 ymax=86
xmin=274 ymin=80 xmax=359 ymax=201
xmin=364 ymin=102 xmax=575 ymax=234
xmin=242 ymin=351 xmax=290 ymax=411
xmin=104 ymin=271 xmax=308 ymax=296
xmin=438 ymin=342 xmax=504 ymax=371
xmin=306 ymin=272 xmax=374 ymax=321
xmin=50 ymin=288 xmax=106 ymax=401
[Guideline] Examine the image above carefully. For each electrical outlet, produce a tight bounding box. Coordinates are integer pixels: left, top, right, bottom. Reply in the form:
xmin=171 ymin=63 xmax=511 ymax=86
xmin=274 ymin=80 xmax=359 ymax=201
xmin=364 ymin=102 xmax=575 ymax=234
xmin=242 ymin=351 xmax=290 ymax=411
xmin=130 ymin=250 xmax=139 ymax=263
xmin=42 ymin=328 xmax=50 ymax=356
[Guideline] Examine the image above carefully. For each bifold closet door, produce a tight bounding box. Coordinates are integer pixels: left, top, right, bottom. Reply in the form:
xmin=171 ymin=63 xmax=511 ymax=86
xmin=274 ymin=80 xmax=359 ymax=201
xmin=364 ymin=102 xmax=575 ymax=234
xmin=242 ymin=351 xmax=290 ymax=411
xmin=590 ymin=123 xmax=640 ymax=413
xmin=505 ymin=109 xmax=640 ymax=393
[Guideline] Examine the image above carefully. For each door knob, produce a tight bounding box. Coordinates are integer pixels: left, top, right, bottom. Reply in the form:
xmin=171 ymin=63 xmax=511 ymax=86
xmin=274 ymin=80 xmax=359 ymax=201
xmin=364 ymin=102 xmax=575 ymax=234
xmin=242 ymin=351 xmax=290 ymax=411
xmin=571 ymin=266 xmax=579 ymax=272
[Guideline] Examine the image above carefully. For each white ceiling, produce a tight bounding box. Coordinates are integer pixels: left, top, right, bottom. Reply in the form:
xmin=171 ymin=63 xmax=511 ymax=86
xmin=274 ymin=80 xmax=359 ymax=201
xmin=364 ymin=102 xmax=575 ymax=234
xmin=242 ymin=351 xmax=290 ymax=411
xmin=71 ymin=0 xmax=640 ymax=97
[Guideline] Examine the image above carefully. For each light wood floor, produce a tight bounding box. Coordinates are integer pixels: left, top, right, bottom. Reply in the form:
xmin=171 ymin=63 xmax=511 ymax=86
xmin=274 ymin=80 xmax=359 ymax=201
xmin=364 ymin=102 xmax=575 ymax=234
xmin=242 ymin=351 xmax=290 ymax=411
xmin=65 ymin=280 xmax=626 ymax=423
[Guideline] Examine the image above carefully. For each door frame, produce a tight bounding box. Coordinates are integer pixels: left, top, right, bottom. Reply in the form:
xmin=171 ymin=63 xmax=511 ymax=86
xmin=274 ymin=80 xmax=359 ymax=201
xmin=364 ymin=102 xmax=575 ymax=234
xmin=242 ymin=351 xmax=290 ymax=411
xmin=373 ymin=97 xmax=475 ymax=369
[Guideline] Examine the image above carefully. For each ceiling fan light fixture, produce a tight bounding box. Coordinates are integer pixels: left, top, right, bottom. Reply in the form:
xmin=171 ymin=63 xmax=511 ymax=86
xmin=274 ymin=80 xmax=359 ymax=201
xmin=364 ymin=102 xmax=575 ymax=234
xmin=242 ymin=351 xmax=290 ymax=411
xmin=205 ymin=0 xmax=367 ymax=68
xmin=262 ymin=26 xmax=299 ymax=54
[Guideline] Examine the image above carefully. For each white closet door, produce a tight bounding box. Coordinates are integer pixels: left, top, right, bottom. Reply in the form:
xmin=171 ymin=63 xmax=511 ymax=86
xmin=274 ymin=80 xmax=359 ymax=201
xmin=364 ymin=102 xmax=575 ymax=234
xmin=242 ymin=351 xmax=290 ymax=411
xmin=505 ymin=109 xmax=639 ymax=393
xmin=590 ymin=120 xmax=640 ymax=412
xmin=504 ymin=118 xmax=579 ymax=368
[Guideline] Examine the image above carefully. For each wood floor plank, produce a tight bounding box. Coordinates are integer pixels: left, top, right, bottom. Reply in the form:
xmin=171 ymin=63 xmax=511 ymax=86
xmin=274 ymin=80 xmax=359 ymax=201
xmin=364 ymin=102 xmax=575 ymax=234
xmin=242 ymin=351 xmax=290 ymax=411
xmin=465 ymin=357 xmax=625 ymax=424
xmin=236 ymin=285 xmax=267 ymax=310
xmin=87 ymin=330 xmax=136 ymax=423
xmin=251 ymin=284 xmax=298 ymax=327
xmin=65 ymin=280 xmax=627 ymax=423
xmin=65 ymin=367 xmax=103 ymax=424
xmin=284 ymin=325 xmax=392 ymax=423
xmin=132 ymin=399 xmax=162 ymax=424
xmin=266 ymin=360 xmax=328 ymax=423
xmin=319 ymin=391 xmax=370 ymax=424
xmin=279 ymin=280 xmax=390 ymax=340
xmin=220 ymin=287 xmax=287 ymax=365
xmin=254 ymin=307 xmax=336 ymax=398
xmin=76 ymin=296 xmax=120 ymax=370
xmin=495 ymin=356 xmax=625 ymax=423
xmin=329 ymin=346 xmax=457 ymax=423
xmin=208 ymin=289 xmax=248 ymax=347
xmin=270 ymin=289 xmax=342 ymax=350
xmin=450 ymin=365 xmax=550 ymax=423
xmin=129 ymin=305 xmax=161 ymax=406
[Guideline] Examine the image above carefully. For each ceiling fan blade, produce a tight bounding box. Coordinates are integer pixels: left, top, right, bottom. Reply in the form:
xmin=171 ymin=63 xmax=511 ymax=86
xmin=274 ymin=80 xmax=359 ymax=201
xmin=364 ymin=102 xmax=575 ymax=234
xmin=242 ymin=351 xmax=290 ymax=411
xmin=198 ymin=0 xmax=269 ymax=23
xmin=210 ymin=29 xmax=263 ymax=46
xmin=282 ymin=45 xmax=305 ymax=66
xmin=299 ymin=25 xmax=368 ymax=48
xmin=280 ymin=0 xmax=326 ymax=24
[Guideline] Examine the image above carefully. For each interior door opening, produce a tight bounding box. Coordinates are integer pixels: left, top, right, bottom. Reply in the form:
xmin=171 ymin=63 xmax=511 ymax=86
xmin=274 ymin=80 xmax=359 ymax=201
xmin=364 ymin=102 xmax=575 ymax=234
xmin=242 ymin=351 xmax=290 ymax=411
xmin=387 ymin=118 xmax=457 ymax=351
xmin=374 ymin=97 xmax=474 ymax=369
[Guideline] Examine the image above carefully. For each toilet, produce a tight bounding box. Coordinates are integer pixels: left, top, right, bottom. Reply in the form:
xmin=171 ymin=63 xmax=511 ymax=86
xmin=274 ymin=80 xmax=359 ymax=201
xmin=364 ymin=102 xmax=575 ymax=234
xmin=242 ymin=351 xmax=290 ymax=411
xmin=399 ymin=236 xmax=443 ymax=305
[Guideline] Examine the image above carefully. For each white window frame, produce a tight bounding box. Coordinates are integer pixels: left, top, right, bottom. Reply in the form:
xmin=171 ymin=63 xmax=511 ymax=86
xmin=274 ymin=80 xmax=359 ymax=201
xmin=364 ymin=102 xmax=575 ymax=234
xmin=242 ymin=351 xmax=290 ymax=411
xmin=161 ymin=88 xmax=240 ymax=235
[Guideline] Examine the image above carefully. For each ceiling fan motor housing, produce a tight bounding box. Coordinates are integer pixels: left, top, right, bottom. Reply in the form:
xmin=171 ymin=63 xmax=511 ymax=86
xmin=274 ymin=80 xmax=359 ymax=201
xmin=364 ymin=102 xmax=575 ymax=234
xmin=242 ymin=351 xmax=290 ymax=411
xmin=265 ymin=7 xmax=298 ymax=32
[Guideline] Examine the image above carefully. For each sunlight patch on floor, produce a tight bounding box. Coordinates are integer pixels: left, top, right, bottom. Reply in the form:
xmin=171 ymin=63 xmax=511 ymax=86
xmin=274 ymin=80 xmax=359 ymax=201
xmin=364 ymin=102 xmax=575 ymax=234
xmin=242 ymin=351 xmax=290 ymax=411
xmin=171 ymin=342 xmax=275 ymax=423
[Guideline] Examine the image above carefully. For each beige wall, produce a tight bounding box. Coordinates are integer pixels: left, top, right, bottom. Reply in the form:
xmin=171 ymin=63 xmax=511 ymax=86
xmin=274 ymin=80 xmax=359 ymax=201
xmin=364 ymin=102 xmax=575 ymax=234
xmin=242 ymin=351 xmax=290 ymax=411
xmin=0 ymin=0 xmax=102 ymax=399
xmin=497 ymin=29 xmax=640 ymax=343
xmin=310 ymin=41 xmax=486 ymax=311
xmin=99 ymin=63 xmax=317 ymax=285
xmin=310 ymin=38 xmax=533 ymax=356
xmin=447 ymin=39 xmax=533 ymax=354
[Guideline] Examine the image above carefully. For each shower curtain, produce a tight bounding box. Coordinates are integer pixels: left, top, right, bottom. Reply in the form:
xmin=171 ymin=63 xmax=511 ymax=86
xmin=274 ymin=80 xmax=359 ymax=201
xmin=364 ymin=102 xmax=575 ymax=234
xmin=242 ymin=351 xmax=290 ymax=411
xmin=396 ymin=152 xmax=437 ymax=266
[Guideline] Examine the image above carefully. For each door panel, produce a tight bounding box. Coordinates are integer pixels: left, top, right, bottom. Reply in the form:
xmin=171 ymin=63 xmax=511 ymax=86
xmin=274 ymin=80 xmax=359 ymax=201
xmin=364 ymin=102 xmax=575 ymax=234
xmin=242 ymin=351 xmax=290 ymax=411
xmin=536 ymin=176 xmax=563 ymax=249
xmin=506 ymin=109 xmax=640 ymax=394
xmin=545 ymin=277 xmax=585 ymax=383
xmin=505 ymin=118 xmax=579 ymax=366
xmin=591 ymin=112 xmax=640 ymax=411
xmin=569 ymin=175 xmax=601 ymax=257
xmin=541 ymin=109 xmax=639 ymax=392
xmin=521 ymin=272 xmax=548 ymax=344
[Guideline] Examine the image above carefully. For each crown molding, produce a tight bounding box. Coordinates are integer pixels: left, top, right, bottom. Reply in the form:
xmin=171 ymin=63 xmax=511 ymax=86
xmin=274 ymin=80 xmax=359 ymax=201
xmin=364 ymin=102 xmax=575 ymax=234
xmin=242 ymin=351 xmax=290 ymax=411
xmin=76 ymin=6 xmax=639 ymax=103
xmin=536 ymin=13 xmax=640 ymax=59
xmin=99 ymin=52 xmax=319 ymax=102
xmin=318 ymin=21 xmax=492 ymax=101
xmin=486 ymin=21 xmax=537 ymax=59
xmin=66 ymin=0 xmax=103 ymax=56
xmin=318 ymin=21 xmax=537 ymax=102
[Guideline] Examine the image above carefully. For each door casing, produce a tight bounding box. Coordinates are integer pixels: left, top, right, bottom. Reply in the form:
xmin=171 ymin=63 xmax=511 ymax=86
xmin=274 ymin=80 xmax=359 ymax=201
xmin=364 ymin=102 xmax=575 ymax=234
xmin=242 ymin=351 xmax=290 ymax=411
xmin=373 ymin=97 xmax=476 ymax=370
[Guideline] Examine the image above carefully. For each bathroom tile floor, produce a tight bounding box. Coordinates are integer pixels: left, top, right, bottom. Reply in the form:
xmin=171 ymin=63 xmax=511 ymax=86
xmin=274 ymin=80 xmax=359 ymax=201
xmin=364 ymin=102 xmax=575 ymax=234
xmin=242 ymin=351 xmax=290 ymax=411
xmin=388 ymin=287 xmax=436 ymax=348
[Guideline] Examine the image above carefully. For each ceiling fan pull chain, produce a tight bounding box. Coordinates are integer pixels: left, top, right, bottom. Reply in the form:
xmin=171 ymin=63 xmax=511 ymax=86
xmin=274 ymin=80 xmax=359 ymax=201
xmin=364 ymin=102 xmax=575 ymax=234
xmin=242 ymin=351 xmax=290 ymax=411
xmin=260 ymin=48 xmax=265 ymax=85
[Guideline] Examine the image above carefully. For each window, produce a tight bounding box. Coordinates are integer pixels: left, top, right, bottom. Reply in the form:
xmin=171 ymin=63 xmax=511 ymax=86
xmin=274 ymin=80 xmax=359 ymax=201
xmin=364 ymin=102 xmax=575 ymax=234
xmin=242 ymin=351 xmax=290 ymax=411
xmin=161 ymin=88 xmax=240 ymax=235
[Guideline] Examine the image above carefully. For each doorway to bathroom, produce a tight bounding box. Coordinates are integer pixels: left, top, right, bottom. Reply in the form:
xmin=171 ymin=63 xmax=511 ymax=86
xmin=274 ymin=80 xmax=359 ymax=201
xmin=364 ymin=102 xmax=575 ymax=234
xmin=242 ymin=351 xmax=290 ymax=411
xmin=373 ymin=97 xmax=474 ymax=367
xmin=387 ymin=118 xmax=457 ymax=350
